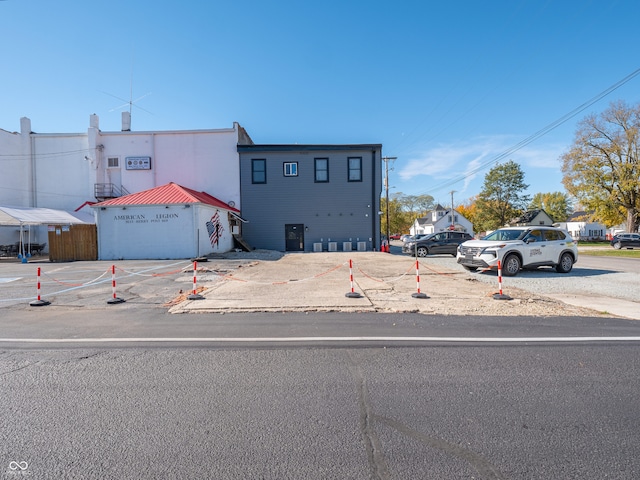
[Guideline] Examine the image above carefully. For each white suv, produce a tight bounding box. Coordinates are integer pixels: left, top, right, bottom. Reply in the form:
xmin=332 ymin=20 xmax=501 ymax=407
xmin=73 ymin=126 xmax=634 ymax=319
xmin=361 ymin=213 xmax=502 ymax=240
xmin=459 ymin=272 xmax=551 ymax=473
xmin=457 ymin=226 xmax=578 ymax=276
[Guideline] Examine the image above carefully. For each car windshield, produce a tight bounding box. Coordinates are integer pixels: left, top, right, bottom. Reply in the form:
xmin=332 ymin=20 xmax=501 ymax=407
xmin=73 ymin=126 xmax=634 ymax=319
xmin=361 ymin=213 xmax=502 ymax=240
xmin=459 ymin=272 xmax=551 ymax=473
xmin=483 ymin=229 xmax=527 ymax=241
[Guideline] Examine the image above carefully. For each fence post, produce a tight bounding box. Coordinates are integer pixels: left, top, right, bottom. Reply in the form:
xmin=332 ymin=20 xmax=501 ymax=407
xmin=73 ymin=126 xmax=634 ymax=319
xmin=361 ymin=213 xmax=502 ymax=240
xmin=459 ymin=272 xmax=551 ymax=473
xmin=345 ymin=259 xmax=362 ymax=298
xmin=107 ymin=264 xmax=126 ymax=304
xmin=493 ymin=260 xmax=512 ymax=300
xmin=411 ymin=259 xmax=428 ymax=299
xmin=29 ymin=267 xmax=51 ymax=306
xmin=188 ymin=261 xmax=205 ymax=300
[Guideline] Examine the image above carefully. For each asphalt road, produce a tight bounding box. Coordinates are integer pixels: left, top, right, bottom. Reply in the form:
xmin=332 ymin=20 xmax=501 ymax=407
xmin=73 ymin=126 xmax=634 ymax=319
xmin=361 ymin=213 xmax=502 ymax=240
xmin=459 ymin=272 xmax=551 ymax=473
xmin=2 ymin=252 xmax=640 ymax=479
xmin=3 ymin=340 xmax=640 ymax=479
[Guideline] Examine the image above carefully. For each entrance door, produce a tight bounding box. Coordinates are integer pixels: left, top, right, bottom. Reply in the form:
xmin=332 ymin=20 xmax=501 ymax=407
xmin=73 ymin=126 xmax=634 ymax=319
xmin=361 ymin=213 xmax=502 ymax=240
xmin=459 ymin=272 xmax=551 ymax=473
xmin=285 ymin=224 xmax=304 ymax=252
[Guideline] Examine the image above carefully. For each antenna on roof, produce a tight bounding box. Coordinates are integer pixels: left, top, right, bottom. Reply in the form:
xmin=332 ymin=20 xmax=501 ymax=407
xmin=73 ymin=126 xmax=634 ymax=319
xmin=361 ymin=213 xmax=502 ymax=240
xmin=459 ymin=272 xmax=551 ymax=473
xmin=102 ymin=49 xmax=153 ymax=129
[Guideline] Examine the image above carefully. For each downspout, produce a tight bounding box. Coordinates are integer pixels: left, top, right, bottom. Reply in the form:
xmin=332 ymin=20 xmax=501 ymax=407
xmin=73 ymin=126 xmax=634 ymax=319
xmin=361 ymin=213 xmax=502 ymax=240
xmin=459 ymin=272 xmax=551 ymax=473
xmin=371 ymin=149 xmax=377 ymax=250
xmin=30 ymin=135 xmax=37 ymax=206
xmin=152 ymin=133 xmax=157 ymax=187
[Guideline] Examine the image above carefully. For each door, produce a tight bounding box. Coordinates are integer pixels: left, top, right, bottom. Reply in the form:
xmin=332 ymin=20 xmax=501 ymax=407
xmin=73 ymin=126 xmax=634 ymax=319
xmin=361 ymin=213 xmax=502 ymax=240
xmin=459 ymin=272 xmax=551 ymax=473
xmin=285 ymin=224 xmax=304 ymax=252
xmin=429 ymin=232 xmax=448 ymax=254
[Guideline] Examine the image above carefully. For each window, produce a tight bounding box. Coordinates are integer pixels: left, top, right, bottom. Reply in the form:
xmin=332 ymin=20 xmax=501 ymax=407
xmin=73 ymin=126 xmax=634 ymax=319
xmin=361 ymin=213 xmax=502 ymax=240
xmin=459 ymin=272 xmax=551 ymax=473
xmin=315 ymin=158 xmax=329 ymax=182
xmin=252 ymin=159 xmax=266 ymax=184
xmin=284 ymin=162 xmax=298 ymax=177
xmin=348 ymin=157 xmax=362 ymax=182
xmin=107 ymin=157 xmax=119 ymax=168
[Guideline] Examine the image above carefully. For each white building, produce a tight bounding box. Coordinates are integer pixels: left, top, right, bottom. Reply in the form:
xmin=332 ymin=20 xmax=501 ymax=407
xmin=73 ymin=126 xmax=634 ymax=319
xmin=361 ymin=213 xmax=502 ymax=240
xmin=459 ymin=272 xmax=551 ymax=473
xmin=410 ymin=205 xmax=474 ymax=236
xmin=0 ymin=114 xmax=252 ymax=247
xmin=92 ymin=182 xmax=241 ymax=260
xmin=554 ymin=211 xmax=607 ymax=241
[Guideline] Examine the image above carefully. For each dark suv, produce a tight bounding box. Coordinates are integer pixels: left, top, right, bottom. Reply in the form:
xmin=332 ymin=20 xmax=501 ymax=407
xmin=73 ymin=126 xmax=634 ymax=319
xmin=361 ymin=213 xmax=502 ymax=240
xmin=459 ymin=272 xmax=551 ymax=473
xmin=610 ymin=233 xmax=640 ymax=249
xmin=402 ymin=231 xmax=473 ymax=257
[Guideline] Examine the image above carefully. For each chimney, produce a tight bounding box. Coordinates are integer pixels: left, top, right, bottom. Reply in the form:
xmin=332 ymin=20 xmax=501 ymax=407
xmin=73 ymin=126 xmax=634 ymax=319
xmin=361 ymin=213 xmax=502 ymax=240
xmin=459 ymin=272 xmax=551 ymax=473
xmin=90 ymin=114 xmax=99 ymax=129
xmin=122 ymin=111 xmax=131 ymax=131
xmin=20 ymin=117 xmax=32 ymax=135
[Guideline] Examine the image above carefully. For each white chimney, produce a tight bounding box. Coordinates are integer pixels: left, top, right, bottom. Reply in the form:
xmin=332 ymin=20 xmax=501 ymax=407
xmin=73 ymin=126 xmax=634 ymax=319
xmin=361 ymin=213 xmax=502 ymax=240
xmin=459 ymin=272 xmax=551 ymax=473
xmin=20 ymin=117 xmax=32 ymax=135
xmin=122 ymin=111 xmax=131 ymax=131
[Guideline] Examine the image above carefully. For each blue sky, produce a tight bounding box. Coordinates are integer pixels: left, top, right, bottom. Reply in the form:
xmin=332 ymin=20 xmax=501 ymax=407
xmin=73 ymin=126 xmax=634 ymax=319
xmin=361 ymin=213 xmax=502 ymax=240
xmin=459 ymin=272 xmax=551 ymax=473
xmin=2 ymin=0 xmax=640 ymax=207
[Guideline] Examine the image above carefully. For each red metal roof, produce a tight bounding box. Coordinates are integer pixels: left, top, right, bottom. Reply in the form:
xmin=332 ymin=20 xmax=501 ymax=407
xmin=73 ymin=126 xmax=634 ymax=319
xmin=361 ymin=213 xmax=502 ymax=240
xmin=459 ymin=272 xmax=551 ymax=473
xmin=93 ymin=182 xmax=240 ymax=212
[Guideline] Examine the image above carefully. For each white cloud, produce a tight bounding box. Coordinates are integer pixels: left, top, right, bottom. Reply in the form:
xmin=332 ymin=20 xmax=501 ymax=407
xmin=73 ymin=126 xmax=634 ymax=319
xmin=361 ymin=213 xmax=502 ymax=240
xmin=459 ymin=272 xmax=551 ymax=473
xmin=396 ymin=135 xmax=566 ymax=196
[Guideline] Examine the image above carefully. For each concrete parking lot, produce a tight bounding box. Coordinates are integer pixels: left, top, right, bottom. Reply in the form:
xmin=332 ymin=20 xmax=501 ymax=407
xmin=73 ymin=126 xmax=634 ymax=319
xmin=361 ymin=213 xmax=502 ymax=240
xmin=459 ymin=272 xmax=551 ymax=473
xmin=1 ymin=246 xmax=638 ymax=320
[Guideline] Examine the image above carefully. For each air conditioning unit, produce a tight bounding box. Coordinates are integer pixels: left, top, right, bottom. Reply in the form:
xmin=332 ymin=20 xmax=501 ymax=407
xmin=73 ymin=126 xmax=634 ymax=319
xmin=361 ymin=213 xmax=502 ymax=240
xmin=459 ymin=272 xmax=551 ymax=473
xmin=343 ymin=242 xmax=352 ymax=252
xmin=328 ymin=242 xmax=337 ymax=252
xmin=313 ymin=243 xmax=323 ymax=252
xmin=357 ymin=241 xmax=367 ymax=251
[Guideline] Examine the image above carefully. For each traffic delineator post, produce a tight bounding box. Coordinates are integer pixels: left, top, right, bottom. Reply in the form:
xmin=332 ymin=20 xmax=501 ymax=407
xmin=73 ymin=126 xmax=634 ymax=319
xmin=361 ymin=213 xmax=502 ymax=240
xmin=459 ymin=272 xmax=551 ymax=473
xmin=493 ymin=260 xmax=512 ymax=300
xmin=188 ymin=261 xmax=205 ymax=300
xmin=345 ymin=259 xmax=362 ymax=298
xmin=107 ymin=264 xmax=126 ymax=304
xmin=411 ymin=259 xmax=428 ymax=299
xmin=29 ymin=267 xmax=51 ymax=307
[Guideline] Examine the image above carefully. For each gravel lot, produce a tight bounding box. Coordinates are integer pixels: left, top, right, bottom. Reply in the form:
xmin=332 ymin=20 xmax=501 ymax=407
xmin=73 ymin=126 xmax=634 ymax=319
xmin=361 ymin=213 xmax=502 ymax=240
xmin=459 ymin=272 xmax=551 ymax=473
xmin=198 ymin=247 xmax=638 ymax=319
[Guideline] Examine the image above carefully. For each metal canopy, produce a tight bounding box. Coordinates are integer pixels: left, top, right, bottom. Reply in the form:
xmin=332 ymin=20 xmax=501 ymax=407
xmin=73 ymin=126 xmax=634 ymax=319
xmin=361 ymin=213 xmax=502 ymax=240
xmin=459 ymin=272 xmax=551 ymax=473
xmin=0 ymin=206 xmax=93 ymax=226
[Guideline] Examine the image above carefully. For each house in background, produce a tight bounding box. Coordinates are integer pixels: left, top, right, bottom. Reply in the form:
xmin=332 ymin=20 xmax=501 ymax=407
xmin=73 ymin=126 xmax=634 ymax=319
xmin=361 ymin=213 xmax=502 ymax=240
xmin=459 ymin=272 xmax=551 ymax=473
xmin=509 ymin=209 xmax=554 ymax=226
xmin=238 ymin=144 xmax=382 ymax=252
xmin=409 ymin=205 xmax=474 ymax=236
xmin=92 ymin=182 xmax=241 ymax=260
xmin=554 ymin=211 xmax=607 ymax=241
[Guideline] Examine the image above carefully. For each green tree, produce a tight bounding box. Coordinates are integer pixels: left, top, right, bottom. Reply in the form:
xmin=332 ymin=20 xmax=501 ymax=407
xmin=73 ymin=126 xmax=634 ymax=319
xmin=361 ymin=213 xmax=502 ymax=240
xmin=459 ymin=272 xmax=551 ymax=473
xmin=382 ymin=192 xmax=435 ymax=234
xmin=474 ymin=160 xmax=530 ymax=232
xmin=561 ymin=100 xmax=640 ymax=232
xmin=381 ymin=195 xmax=413 ymax=236
xmin=528 ymin=192 xmax=572 ymax=222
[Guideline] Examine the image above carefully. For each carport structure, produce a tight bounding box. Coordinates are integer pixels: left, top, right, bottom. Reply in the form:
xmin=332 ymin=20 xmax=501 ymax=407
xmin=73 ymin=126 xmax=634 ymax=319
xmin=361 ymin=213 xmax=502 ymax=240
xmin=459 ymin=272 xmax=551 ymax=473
xmin=0 ymin=206 xmax=93 ymax=260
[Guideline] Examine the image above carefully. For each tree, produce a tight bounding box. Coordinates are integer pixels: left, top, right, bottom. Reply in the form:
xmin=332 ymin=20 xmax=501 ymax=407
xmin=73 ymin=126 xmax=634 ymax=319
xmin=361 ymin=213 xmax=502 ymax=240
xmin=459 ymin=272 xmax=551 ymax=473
xmin=456 ymin=196 xmax=479 ymax=229
xmin=561 ymin=100 xmax=640 ymax=232
xmin=474 ymin=160 xmax=530 ymax=232
xmin=528 ymin=192 xmax=572 ymax=223
xmin=382 ymin=192 xmax=435 ymax=234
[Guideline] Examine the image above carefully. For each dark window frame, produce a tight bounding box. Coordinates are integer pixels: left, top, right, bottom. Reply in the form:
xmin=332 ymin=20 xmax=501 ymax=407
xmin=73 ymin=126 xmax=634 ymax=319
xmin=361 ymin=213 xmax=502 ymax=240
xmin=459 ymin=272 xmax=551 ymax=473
xmin=252 ymin=159 xmax=267 ymax=184
xmin=314 ymin=158 xmax=329 ymax=183
xmin=348 ymin=157 xmax=362 ymax=182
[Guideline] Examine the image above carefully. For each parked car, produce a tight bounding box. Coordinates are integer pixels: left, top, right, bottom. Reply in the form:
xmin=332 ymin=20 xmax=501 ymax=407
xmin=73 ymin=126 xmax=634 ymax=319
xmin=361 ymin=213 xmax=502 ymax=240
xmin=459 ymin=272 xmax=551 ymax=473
xmin=389 ymin=233 xmax=402 ymax=240
xmin=400 ymin=235 xmax=413 ymax=243
xmin=456 ymin=226 xmax=578 ymax=276
xmin=610 ymin=233 xmax=640 ymax=249
xmin=403 ymin=231 xmax=473 ymax=257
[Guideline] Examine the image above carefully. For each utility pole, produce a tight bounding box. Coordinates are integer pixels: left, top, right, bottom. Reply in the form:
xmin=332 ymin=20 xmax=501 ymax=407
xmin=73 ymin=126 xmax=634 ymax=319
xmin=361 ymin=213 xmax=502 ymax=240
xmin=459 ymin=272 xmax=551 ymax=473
xmin=382 ymin=156 xmax=397 ymax=244
xmin=449 ymin=190 xmax=456 ymax=230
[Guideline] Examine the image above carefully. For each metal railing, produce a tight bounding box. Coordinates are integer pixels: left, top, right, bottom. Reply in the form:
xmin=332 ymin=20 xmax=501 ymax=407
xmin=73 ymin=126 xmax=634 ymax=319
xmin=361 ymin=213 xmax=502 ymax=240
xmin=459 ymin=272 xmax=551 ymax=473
xmin=94 ymin=183 xmax=130 ymax=200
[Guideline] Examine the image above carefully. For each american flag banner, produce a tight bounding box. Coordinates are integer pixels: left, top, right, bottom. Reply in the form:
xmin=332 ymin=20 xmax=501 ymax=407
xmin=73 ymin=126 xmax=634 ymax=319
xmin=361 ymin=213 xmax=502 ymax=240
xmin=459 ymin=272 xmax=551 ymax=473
xmin=206 ymin=211 xmax=224 ymax=247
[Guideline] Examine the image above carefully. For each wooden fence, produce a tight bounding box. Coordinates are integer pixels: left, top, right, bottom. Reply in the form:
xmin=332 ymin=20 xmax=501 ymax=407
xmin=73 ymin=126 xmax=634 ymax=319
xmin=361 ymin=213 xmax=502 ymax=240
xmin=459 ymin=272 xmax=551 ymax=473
xmin=47 ymin=224 xmax=97 ymax=262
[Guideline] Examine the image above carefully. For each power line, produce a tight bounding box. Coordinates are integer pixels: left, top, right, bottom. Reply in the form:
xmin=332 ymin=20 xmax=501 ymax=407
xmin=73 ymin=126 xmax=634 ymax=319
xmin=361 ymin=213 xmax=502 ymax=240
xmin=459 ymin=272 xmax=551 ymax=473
xmin=414 ymin=66 xmax=640 ymax=197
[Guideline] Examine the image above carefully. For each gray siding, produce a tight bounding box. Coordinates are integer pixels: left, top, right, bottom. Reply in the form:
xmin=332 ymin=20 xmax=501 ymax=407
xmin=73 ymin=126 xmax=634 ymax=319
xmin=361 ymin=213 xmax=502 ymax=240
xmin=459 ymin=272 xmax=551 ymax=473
xmin=239 ymin=145 xmax=382 ymax=252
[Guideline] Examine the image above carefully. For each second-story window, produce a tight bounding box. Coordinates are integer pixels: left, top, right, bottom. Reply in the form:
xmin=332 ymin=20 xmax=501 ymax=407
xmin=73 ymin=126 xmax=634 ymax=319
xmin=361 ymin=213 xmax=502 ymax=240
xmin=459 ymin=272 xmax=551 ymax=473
xmin=252 ymin=159 xmax=266 ymax=184
xmin=348 ymin=157 xmax=362 ymax=182
xmin=315 ymin=158 xmax=329 ymax=182
xmin=284 ymin=162 xmax=298 ymax=176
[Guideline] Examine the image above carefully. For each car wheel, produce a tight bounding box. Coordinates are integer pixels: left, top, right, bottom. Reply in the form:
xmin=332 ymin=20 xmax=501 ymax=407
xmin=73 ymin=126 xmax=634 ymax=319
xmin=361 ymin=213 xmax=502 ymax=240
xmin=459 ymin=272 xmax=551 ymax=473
xmin=417 ymin=246 xmax=428 ymax=257
xmin=502 ymin=254 xmax=521 ymax=276
xmin=555 ymin=252 xmax=574 ymax=273
xmin=614 ymin=242 xmax=622 ymax=249
xmin=462 ymin=265 xmax=478 ymax=272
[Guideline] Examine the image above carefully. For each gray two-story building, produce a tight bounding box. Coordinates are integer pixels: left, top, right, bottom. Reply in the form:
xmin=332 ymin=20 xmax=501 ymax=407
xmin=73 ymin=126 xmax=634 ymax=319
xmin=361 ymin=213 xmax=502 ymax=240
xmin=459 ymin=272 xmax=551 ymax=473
xmin=238 ymin=144 xmax=382 ymax=252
